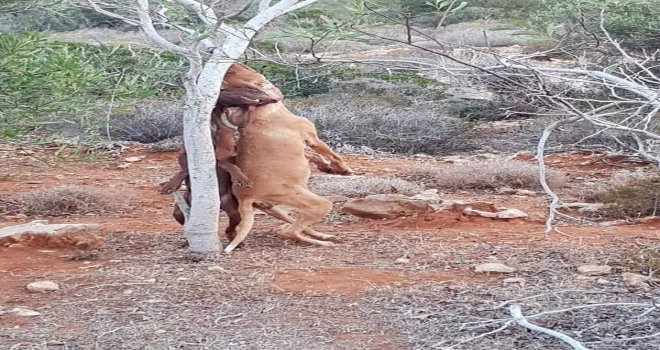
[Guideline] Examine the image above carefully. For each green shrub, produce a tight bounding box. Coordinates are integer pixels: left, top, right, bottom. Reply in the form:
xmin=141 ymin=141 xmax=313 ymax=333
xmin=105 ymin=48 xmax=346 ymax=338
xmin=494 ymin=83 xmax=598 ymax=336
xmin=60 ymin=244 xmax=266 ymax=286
xmin=248 ymin=62 xmax=437 ymax=97
xmin=598 ymin=172 xmax=660 ymax=219
xmin=0 ymin=33 xmax=185 ymax=139
xmin=382 ymin=0 xmax=660 ymax=47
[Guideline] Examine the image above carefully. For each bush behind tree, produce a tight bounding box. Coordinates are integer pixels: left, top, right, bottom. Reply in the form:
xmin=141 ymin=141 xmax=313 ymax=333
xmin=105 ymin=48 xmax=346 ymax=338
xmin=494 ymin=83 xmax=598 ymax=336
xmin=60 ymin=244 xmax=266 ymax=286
xmin=384 ymin=0 xmax=659 ymax=48
xmin=0 ymin=33 xmax=186 ymax=140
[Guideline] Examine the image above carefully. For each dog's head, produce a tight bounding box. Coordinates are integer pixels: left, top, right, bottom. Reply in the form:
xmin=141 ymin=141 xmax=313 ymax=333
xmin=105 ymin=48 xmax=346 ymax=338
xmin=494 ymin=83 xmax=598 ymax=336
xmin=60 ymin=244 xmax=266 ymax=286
xmin=221 ymin=63 xmax=284 ymax=105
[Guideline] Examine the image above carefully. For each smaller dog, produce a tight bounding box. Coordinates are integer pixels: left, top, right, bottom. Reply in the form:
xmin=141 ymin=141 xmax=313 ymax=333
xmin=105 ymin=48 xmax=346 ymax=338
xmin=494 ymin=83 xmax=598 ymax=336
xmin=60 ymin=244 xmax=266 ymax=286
xmin=225 ymin=101 xmax=354 ymax=253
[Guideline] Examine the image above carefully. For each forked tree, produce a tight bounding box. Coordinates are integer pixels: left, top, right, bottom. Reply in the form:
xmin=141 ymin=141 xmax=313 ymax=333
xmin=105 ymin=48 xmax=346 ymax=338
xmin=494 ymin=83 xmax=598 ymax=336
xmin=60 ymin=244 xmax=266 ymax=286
xmin=78 ymin=0 xmax=320 ymax=252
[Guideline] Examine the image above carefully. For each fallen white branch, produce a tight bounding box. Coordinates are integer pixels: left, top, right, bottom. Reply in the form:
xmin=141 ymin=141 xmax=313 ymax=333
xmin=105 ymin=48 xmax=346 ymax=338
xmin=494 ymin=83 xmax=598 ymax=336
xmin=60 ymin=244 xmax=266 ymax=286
xmin=508 ymin=303 xmax=590 ymax=350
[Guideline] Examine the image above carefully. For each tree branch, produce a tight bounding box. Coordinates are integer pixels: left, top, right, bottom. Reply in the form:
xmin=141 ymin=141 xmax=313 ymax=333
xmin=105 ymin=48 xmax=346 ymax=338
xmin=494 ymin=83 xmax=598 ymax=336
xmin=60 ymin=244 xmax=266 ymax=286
xmin=173 ymin=0 xmax=219 ymax=25
xmin=135 ymin=0 xmax=191 ymax=55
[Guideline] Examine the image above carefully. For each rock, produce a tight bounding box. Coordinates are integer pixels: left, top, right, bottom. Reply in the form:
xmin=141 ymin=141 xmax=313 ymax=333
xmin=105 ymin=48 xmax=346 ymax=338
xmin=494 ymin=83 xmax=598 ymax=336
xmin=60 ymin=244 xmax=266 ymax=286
xmin=395 ymin=256 xmax=410 ymax=264
xmin=0 ymin=220 xmax=101 ymax=249
xmin=515 ymin=189 xmax=537 ymax=196
xmin=207 ymin=265 xmax=228 ymax=272
xmin=621 ymin=273 xmax=651 ymax=291
xmin=495 ymin=208 xmax=528 ymax=219
xmin=503 ymin=277 xmax=526 ymax=284
xmin=116 ymin=163 xmax=131 ymax=169
xmin=26 ymin=280 xmax=60 ymax=293
xmin=341 ymin=194 xmax=434 ymax=219
xmin=463 ymin=207 xmax=527 ymax=219
xmin=437 ymin=200 xmax=496 ymax=213
xmin=475 ymin=263 xmax=516 ymax=273
xmin=497 ymin=187 xmax=517 ymax=195
xmin=410 ymin=189 xmax=441 ymax=202
xmin=560 ymin=202 xmax=606 ymax=213
xmin=9 ymin=308 xmax=41 ymax=317
xmin=464 ymin=208 xmax=497 ymax=218
xmin=323 ymin=195 xmax=350 ymax=203
xmin=124 ymin=156 xmax=142 ymax=162
xmin=511 ymin=151 xmax=534 ymax=161
xmin=577 ymin=265 xmax=612 ymax=276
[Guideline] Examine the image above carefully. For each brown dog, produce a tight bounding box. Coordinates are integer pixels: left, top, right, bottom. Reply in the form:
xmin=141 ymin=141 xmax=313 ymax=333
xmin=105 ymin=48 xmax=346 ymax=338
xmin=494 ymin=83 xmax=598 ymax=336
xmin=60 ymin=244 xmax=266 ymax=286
xmin=224 ymin=102 xmax=353 ymax=253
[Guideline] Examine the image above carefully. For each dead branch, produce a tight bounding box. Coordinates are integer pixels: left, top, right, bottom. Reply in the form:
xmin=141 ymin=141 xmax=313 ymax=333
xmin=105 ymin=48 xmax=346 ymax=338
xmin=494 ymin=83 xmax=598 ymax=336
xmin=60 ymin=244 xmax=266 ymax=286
xmin=508 ymin=303 xmax=590 ymax=350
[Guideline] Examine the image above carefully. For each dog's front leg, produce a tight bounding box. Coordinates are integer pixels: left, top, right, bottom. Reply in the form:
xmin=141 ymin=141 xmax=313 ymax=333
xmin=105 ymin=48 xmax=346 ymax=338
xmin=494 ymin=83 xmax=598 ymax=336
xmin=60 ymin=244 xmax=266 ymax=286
xmin=305 ymin=135 xmax=354 ymax=175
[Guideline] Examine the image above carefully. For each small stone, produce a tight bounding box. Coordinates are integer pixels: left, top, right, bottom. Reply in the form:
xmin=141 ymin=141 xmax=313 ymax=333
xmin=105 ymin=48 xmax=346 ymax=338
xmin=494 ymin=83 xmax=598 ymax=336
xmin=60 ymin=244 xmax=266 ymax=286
xmin=497 ymin=187 xmax=517 ymax=195
xmin=495 ymin=208 xmax=528 ymax=219
xmin=116 ymin=163 xmax=131 ymax=169
xmin=577 ymin=265 xmax=612 ymax=276
xmin=323 ymin=195 xmax=350 ymax=203
xmin=475 ymin=263 xmax=516 ymax=273
xmin=176 ymin=277 xmax=190 ymax=281
xmin=561 ymin=202 xmax=605 ymax=213
xmin=463 ymin=208 xmax=497 ymax=218
xmin=26 ymin=281 xmax=60 ymax=293
xmin=144 ymin=299 xmax=168 ymax=304
xmin=621 ymin=272 xmax=650 ymax=291
xmin=503 ymin=277 xmax=526 ymax=284
xmin=143 ymin=278 xmax=157 ymax=283
xmin=155 ymin=329 xmax=167 ymax=334
xmin=10 ymin=308 xmax=41 ymax=317
xmin=515 ymin=189 xmax=536 ymax=196
xmin=596 ymin=278 xmax=610 ymax=285
xmin=124 ymin=157 xmax=142 ymax=162
xmin=207 ymin=265 xmax=228 ymax=272
xmin=395 ymin=256 xmax=410 ymax=264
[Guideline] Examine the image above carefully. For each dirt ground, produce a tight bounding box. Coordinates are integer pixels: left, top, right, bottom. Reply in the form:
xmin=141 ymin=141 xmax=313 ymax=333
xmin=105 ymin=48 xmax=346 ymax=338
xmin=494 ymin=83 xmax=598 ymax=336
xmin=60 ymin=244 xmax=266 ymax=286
xmin=0 ymin=144 xmax=658 ymax=350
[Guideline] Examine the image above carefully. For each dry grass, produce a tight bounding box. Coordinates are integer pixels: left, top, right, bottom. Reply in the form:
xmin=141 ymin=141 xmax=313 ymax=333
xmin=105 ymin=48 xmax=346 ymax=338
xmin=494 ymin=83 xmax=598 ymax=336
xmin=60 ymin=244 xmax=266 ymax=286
xmin=2 ymin=230 xmax=656 ymax=350
xmin=309 ymin=175 xmax=423 ymax=198
xmin=17 ymin=185 xmax=127 ymax=216
xmin=288 ymin=92 xmax=475 ymax=155
xmin=580 ymin=169 xmax=660 ymax=219
xmin=602 ymin=170 xmax=659 ymax=214
xmin=109 ymin=99 xmax=184 ymax=144
xmin=404 ymin=159 xmax=568 ymax=191
xmin=624 ymin=246 xmax=660 ymax=274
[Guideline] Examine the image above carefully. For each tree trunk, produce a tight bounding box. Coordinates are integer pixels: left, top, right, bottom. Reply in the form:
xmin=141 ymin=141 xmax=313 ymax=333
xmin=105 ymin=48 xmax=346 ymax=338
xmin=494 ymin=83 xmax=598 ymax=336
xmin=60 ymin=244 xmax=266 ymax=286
xmin=182 ymin=59 xmax=236 ymax=252
xmin=181 ymin=93 xmax=222 ymax=252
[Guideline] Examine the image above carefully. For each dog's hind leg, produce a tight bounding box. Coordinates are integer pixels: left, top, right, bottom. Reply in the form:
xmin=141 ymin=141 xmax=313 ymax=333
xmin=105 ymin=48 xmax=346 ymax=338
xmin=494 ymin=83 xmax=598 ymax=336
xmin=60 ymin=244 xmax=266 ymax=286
xmin=255 ymin=204 xmax=339 ymax=242
xmin=274 ymin=188 xmax=336 ymax=247
xmin=224 ymin=199 xmax=255 ymax=253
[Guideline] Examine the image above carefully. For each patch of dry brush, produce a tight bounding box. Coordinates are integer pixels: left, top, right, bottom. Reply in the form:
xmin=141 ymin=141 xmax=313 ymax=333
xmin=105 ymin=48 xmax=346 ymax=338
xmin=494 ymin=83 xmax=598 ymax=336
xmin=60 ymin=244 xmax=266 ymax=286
xmin=404 ymin=159 xmax=568 ymax=191
xmin=309 ymin=175 xmax=423 ymax=198
xmin=15 ymin=186 xmax=127 ymax=216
